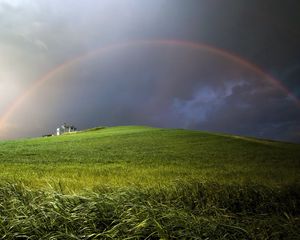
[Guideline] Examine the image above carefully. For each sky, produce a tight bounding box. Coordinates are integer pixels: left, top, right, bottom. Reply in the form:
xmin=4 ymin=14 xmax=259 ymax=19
xmin=0 ymin=0 xmax=299 ymax=142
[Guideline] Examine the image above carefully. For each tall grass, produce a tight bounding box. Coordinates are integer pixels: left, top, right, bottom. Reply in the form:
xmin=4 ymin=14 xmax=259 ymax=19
xmin=0 ymin=182 xmax=299 ymax=239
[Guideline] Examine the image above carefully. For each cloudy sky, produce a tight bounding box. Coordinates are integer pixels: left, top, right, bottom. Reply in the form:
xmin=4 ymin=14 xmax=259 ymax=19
xmin=0 ymin=0 xmax=299 ymax=142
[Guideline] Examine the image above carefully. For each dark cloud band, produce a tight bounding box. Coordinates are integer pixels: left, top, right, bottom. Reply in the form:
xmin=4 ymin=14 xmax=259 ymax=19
xmin=1 ymin=39 xmax=298 ymax=136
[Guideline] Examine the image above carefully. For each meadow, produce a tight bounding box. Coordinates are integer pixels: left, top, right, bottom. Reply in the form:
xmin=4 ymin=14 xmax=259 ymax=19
xmin=0 ymin=126 xmax=299 ymax=239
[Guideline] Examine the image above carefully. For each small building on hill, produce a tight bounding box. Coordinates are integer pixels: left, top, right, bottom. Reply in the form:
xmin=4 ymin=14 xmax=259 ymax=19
xmin=56 ymin=123 xmax=77 ymax=136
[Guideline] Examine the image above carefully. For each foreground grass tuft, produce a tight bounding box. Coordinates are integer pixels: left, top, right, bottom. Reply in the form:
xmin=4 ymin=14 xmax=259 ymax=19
xmin=0 ymin=182 xmax=299 ymax=239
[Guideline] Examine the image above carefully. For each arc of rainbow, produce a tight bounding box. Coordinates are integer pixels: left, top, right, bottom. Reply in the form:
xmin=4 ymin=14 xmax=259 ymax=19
xmin=0 ymin=39 xmax=298 ymax=135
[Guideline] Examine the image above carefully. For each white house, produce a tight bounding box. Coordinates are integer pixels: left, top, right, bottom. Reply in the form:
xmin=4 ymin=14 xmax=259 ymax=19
xmin=56 ymin=123 xmax=77 ymax=135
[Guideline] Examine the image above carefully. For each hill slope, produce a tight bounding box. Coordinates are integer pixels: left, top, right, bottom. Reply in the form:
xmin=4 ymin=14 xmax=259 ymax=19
xmin=0 ymin=126 xmax=300 ymax=239
xmin=0 ymin=125 xmax=299 ymax=190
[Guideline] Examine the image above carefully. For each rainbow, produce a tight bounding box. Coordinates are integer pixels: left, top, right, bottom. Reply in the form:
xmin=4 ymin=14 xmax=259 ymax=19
xmin=0 ymin=39 xmax=298 ymax=136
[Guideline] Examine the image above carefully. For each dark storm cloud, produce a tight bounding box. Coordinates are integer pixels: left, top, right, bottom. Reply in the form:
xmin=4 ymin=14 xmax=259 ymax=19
xmin=0 ymin=0 xmax=299 ymax=142
xmin=188 ymin=82 xmax=300 ymax=142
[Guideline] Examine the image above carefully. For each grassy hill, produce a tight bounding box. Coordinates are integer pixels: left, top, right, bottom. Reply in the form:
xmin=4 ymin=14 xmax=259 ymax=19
xmin=0 ymin=126 xmax=299 ymax=239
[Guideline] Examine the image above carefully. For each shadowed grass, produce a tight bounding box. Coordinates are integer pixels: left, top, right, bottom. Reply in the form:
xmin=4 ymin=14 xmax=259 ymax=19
xmin=0 ymin=182 xmax=299 ymax=239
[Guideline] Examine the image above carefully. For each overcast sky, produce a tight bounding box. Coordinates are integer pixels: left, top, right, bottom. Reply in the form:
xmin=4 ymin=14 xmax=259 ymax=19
xmin=0 ymin=0 xmax=299 ymax=142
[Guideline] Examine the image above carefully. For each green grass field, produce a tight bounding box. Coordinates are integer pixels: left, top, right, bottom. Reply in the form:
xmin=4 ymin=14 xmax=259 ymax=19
xmin=0 ymin=126 xmax=299 ymax=239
